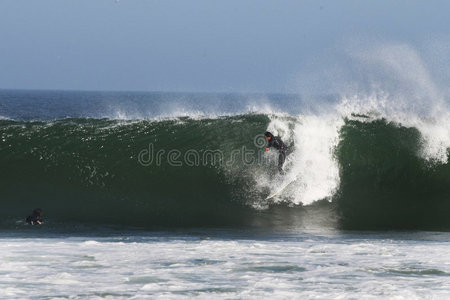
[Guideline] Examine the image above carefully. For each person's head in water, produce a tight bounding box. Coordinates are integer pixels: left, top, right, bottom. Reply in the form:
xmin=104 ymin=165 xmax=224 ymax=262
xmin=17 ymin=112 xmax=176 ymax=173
xmin=26 ymin=208 xmax=43 ymax=225
xmin=264 ymin=131 xmax=274 ymax=141
xmin=32 ymin=208 xmax=42 ymax=218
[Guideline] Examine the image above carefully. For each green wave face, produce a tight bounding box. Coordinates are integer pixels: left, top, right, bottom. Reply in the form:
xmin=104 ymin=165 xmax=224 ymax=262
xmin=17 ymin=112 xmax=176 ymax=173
xmin=335 ymin=118 xmax=450 ymax=230
xmin=2 ymin=115 xmax=450 ymax=230
xmin=0 ymin=115 xmax=271 ymax=228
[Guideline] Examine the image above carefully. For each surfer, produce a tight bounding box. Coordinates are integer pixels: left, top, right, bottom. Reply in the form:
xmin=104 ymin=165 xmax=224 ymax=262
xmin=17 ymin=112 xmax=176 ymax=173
xmin=264 ymin=131 xmax=288 ymax=174
xmin=26 ymin=208 xmax=43 ymax=225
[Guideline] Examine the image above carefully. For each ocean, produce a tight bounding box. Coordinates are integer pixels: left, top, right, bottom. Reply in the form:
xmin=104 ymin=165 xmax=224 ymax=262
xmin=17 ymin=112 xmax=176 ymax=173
xmin=1 ymin=89 xmax=450 ymax=299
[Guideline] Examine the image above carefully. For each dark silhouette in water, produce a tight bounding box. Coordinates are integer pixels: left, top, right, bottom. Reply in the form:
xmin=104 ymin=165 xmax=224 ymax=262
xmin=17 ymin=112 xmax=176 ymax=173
xmin=26 ymin=208 xmax=43 ymax=225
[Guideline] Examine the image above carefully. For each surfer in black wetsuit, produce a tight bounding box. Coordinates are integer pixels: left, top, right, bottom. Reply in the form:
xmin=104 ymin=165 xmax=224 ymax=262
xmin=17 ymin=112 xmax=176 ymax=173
xmin=26 ymin=208 xmax=43 ymax=225
xmin=265 ymin=131 xmax=288 ymax=174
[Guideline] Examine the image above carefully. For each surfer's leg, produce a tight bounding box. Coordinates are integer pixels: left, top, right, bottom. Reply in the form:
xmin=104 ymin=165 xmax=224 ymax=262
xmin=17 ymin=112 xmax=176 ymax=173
xmin=278 ymin=151 xmax=286 ymax=174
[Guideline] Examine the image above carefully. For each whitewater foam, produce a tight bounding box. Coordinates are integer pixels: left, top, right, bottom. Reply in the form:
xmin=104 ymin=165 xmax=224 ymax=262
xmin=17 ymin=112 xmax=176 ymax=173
xmin=2 ymin=232 xmax=450 ymax=299
xmin=252 ymin=112 xmax=342 ymax=206
xmin=255 ymin=90 xmax=450 ymax=207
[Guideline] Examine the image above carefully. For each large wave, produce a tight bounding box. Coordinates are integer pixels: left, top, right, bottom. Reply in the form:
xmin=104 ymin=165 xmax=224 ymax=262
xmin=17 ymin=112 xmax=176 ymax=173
xmin=1 ymin=107 xmax=450 ymax=230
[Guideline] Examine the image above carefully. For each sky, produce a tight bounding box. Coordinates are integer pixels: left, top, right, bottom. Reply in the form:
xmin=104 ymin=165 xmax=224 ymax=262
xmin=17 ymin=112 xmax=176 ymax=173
xmin=0 ymin=0 xmax=449 ymax=93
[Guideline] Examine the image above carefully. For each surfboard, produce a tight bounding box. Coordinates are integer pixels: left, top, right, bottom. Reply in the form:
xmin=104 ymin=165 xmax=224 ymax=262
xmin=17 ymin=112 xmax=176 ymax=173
xmin=265 ymin=176 xmax=297 ymax=200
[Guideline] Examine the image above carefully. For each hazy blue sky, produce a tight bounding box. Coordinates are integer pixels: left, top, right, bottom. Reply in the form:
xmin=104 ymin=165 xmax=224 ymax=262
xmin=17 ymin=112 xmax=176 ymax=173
xmin=0 ymin=0 xmax=449 ymax=92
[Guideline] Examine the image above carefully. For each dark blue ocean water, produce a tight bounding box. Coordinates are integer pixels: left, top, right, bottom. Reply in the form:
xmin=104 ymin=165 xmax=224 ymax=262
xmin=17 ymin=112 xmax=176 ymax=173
xmin=0 ymin=89 xmax=315 ymax=121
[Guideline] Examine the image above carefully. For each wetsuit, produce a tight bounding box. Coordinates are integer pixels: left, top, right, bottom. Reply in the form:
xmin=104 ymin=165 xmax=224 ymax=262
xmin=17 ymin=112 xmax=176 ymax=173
xmin=26 ymin=216 xmax=43 ymax=225
xmin=267 ymin=136 xmax=288 ymax=173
